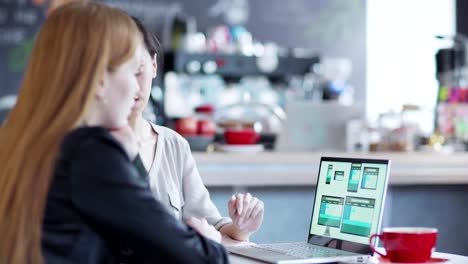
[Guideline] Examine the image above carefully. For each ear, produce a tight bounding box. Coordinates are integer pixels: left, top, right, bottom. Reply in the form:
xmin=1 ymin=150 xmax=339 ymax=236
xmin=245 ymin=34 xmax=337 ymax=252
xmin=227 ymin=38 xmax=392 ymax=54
xmin=95 ymin=73 xmax=107 ymax=101
xmin=152 ymin=54 xmax=158 ymax=78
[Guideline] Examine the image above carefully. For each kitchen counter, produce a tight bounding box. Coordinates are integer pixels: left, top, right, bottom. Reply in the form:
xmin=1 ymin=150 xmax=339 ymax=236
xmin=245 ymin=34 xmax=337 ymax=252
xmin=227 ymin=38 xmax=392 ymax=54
xmin=193 ymin=151 xmax=468 ymax=186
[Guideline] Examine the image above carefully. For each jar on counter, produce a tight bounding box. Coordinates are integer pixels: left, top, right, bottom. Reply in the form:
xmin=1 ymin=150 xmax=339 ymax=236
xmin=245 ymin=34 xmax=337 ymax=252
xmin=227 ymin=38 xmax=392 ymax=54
xmin=194 ymin=104 xmax=216 ymax=136
xmin=174 ymin=105 xmax=216 ymax=152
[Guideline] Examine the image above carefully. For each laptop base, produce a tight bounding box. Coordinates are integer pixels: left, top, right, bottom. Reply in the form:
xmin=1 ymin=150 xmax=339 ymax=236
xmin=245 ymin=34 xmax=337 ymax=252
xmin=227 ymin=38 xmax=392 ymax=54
xmin=227 ymin=243 xmax=368 ymax=264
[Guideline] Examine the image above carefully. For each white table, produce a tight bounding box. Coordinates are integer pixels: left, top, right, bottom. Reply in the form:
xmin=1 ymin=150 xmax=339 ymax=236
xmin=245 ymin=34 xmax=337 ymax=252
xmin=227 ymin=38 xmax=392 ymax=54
xmin=229 ymin=251 xmax=468 ymax=264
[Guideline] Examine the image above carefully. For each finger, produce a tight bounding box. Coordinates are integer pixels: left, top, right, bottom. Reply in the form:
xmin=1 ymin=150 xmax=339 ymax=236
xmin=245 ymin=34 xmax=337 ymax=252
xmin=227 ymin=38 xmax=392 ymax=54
xmin=240 ymin=203 xmax=264 ymax=231
xmin=228 ymin=196 xmax=241 ymax=224
xmin=244 ymin=197 xmax=259 ymax=220
xmin=228 ymin=195 xmax=236 ymax=208
xmin=240 ymin=194 xmax=251 ymax=218
xmin=236 ymin=193 xmax=244 ymax=215
xmin=250 ymin=201 xmax=264 ymax=220
xmin=238 ymin=194 xmax=253 ymax=226
xmin=228 ymin=196 xmax=237 ymax=217
xmin=230 ymin=194 xmax=236 ymax=202
xmin=241 ymin=196 xmax=256 ymax=220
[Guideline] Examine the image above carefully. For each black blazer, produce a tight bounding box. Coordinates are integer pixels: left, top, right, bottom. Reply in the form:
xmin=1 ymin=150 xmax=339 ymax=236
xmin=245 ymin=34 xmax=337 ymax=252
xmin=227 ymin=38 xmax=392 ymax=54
xmin=42 ymin=127 xmax=228 ymax=264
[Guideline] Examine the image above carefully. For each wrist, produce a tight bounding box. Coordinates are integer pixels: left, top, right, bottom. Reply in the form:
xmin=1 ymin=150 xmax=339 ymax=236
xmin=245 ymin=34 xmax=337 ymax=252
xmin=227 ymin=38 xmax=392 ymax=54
xmin=220 ymin=223 xmax=252 ymax=242
xmin=235 ymin=228 xmax=252 ymax=242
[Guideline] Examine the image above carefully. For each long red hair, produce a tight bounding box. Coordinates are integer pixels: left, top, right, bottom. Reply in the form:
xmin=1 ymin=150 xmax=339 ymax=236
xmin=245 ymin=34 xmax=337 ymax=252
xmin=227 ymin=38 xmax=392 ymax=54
xmin=0 ymin=1 xmax=140 ymax=263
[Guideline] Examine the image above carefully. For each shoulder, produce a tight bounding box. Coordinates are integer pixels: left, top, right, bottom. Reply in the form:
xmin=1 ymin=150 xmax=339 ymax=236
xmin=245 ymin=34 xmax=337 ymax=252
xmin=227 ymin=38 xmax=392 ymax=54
xmin=62 ymin=127 xmax=125 ymax=154
xmin=62 ymin=127 xmax=142 ymax=187
xmin=61 ymin=126 xmax=129 ymax=165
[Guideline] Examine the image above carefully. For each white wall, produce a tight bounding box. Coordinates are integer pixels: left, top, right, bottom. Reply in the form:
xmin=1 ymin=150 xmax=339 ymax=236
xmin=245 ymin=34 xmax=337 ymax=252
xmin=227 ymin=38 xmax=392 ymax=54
xmin=366 ymin=0 xmax=455 ymax=124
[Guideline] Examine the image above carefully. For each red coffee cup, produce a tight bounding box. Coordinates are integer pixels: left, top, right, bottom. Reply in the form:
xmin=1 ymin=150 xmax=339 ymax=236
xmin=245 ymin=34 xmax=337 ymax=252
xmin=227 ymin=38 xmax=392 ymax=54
xmin=369 ymin=227 xmax=438 ymax=263
xmin=224 ymin=129 xmax=260 ymax=145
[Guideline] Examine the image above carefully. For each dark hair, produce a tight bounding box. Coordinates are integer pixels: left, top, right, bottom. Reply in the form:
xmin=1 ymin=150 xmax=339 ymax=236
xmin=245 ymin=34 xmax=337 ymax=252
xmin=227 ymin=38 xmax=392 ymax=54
xmin=131 ymin=16 xmax=161 ymax=58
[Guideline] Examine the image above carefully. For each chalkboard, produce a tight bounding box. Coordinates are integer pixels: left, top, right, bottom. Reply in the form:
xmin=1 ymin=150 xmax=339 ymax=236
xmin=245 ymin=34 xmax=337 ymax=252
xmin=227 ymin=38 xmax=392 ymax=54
xmin=0 ymin=0 xmax=47 ymax=99
xmin=0 ymin=0 xmax=366 ymax=103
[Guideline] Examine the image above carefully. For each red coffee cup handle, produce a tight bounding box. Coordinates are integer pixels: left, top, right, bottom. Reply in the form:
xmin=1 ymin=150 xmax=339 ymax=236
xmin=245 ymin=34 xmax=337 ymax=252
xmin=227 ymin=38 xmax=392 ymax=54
xmin=369 ymin=234 xmax=387 ymax=258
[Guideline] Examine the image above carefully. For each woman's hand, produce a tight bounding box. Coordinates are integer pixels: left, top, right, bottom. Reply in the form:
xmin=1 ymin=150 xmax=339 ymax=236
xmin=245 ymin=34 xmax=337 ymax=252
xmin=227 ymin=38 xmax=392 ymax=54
xmin=228 ymin=193 xmax=264 ymax=235
xmin=186 ymin=217 xmax=222 ymax=244
xmin=109 ymin=125 xmax=139 ymax=160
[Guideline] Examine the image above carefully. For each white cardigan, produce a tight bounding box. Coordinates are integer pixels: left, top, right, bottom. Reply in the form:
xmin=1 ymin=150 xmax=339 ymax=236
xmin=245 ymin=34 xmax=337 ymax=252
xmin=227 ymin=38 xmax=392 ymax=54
xmin=147 ymin=123 xmax=231 ymax=230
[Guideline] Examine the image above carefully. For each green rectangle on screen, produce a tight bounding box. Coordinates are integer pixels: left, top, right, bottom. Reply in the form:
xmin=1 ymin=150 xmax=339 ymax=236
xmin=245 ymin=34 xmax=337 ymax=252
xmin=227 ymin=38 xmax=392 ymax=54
xmin=347 ymin=163 xmax=361 ymax=192
xmin=334 ymin=171 xmax=344 ymax=181
xmin=326 ymin=164 xmax=333 ymax=184
xmin=318 ymin=195 xmax=344 ymax=228
xmin=361 ymin=167 xmax=379 ymax=190
xmin=341 ymin=220 xmax=371 ymax=237
xmin=318 ymin=214 xmax=341 ymax=227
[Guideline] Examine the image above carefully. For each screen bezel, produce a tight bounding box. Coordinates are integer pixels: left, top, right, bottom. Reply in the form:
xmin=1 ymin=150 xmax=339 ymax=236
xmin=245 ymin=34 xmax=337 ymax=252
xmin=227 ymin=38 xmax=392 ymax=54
xmin=307 ymin=156 xmax=391 ymax=254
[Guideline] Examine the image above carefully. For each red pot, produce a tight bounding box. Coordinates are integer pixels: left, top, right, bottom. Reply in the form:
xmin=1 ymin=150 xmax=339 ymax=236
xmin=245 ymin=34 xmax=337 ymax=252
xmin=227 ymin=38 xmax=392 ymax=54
xmin=224 ymin=129 xmax=260 ymax=145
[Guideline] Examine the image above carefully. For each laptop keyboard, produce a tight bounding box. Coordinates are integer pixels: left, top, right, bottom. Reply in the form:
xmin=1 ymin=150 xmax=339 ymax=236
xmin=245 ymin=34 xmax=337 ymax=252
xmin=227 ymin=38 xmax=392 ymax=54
xmin=253 ymin=242 xmax=353 ymax=259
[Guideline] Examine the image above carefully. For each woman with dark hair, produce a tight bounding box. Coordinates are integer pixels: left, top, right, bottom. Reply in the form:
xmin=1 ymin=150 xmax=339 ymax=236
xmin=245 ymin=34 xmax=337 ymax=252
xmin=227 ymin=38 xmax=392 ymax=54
xmin=129 ymin=16 xmax=265 ymax=244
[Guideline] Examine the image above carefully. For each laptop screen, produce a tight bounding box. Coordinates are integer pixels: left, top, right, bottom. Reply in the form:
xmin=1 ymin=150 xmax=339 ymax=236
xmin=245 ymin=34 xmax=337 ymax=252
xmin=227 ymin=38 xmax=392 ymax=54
xmin=309 ymin=157 xmax=390 ymax=246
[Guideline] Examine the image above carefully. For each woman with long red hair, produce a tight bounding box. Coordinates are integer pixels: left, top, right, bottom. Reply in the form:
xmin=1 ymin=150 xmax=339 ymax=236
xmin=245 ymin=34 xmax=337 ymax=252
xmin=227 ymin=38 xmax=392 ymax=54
xmin=0 ymin=1 xmax=227 ymax=263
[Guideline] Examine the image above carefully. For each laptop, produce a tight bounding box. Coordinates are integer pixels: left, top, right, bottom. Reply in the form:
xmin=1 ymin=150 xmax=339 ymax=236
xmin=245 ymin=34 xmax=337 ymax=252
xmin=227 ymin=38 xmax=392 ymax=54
xmin=228 ymin=157 xmax=391 ymax=264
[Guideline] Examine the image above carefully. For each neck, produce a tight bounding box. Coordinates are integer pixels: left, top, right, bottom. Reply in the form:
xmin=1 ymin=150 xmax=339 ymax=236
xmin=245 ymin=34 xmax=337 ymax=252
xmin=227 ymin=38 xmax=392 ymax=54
xmin=83 ymin=103 xmax=106 ymax=128
xmin=128 ymin=115 xmax=138 ymax=130
xmin=129 ymin=115 xmax=151 ymax=140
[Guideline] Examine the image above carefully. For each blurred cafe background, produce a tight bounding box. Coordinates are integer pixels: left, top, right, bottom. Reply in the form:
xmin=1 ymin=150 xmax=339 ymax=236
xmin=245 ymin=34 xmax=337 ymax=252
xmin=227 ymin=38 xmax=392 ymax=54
xmin=1 ymin=0 xmax=468 ymax=256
